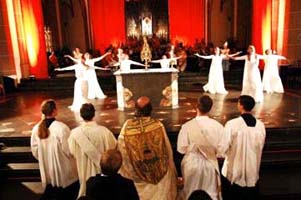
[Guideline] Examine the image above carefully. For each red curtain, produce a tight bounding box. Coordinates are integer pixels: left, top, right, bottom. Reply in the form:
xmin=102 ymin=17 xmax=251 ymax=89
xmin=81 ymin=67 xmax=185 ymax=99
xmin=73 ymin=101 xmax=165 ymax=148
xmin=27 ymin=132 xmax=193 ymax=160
xmin=252 ymin=0 xmax=272 ymax=55
xmin=168 ymin=0 xmax=205 ymax=46
xmin=252 ymin=0 xmax=272 ymax=69
xmin=252 ymin=0 xmax=290 ymax=67
xmin=20 ymin=0 xmax=48 ymax=78
xmin=89 ymin=0 xmax=125 ymax=52
xmin=0 ymin=0 xmax=14 ymax=70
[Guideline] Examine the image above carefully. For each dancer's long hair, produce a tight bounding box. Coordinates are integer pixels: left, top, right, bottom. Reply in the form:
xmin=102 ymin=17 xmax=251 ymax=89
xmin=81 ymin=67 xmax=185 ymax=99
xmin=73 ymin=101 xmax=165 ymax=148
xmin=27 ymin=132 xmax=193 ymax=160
xmin=38 ymin=100 xmax=56 ymax=139
xmin=247 ymin=45 xmax=256 ymax=61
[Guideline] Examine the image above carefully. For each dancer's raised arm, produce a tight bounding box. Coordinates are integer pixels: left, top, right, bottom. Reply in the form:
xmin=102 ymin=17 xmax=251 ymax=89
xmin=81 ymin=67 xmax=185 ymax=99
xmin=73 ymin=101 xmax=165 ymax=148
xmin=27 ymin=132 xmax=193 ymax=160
xmin=194 ymin=53 xmax=213 ymax=59
xmin=229 ymin=55 xmax=247 ymax=60
xmin=275 ymin=55 xmax=286 ymax=60
xmin=256 ymin=54 xmax=265 ymax=60
xmin=64 ymin=55 xmax=78 ymax=63
xmin=129 ymin=60 xmax=146 ymax=67
xmin=55 ymin=64 xmax=77 ymax=71
xmin=228 ymin=51 xmax=242 ymax=57
xmin=92 ymin=66 xmax=111 ymax=71
xmin=150 ymin=59 xmax=162 ymax=63
xmin=170 ymin=56 xmax=182 ymax=61
xmin=90 ymin=52 xmax=111 ymax=63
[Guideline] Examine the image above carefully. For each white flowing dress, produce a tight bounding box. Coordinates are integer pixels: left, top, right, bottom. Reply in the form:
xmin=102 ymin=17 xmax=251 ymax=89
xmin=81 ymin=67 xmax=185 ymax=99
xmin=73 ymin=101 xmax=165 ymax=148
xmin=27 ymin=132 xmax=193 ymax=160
xmin=263 ymin=55 xmax=285 ymax=93
xmin=70 ymin=64 xmax=89 ymax=110
xmin=85 ymin=59 xmax=106 ymax=99
xmin=235 ymin=55 xmax=264 ymax=102
xmin=198 ymin=55 xmax=228 ymax=94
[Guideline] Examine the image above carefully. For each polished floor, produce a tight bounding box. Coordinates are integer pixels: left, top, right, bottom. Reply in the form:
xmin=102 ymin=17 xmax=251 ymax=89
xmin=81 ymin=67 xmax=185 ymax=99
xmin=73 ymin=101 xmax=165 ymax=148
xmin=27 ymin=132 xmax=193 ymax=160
xmin=0 ymin=89 xmax=300 ymax=138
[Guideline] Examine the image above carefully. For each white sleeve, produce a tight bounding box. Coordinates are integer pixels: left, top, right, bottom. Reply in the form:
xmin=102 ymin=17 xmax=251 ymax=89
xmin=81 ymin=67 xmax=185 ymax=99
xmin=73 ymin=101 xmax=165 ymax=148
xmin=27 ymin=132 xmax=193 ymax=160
xmin=105 ymin=127 xmax=117 ymax=149
xmin=30 ymin=126 xmax=39 ymax=160
xmin=177 ymin=126 xmax=189 ymax=154
xmin=60 ymin=124 xmax=73 ymax=157
xmin=233 ymin=55 xmax=247 ymax=60
xmin=217 ymin=122 xmax=233 ymax=157
xmin=68 ymin=131 xmax=76 ymax=157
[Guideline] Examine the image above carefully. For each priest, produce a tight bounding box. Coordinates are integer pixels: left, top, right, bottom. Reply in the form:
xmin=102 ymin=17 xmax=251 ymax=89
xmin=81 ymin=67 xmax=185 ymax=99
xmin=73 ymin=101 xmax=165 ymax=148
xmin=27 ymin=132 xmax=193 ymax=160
xmin=118 ymin=96 xmax=177 ymax=200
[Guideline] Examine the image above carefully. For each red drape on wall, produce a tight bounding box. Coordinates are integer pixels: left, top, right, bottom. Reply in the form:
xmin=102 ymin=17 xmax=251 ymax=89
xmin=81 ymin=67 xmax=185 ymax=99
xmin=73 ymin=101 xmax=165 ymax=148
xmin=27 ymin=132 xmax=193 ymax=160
xmin=20 ymin=0 xmax=48 ymax=78
xmin=271 ymin=0 xmax=290 ymax=57
xmin=252 ymin=0 xmax=290 ymax=68
xmin=252 ymin=0 xmax=272 ymax=69
xmin=0 ymin=0 xmax=14 ymax=70
xmin=252 ymin=0 xmax=272 ymax=54
xmin=168 ymin=0 xmax=205 ymax=46
xmin=89 ymin=0 xmax=125 ymax=52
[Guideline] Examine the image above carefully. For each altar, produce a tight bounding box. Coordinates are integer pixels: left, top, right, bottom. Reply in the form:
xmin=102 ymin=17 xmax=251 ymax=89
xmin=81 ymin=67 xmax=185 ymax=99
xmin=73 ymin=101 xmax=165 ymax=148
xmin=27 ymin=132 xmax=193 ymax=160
xmin=114 ymin=68 xmax=179 ymax=110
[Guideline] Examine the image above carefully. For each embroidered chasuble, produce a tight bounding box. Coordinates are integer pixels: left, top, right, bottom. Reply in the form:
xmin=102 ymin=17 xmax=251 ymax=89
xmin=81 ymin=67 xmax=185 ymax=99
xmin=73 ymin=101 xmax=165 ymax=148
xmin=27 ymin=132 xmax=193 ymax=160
xmin=118 ymin=117 xmax=177 ymax=200
xmin=123 ymin=117 xmax=169 ymax=184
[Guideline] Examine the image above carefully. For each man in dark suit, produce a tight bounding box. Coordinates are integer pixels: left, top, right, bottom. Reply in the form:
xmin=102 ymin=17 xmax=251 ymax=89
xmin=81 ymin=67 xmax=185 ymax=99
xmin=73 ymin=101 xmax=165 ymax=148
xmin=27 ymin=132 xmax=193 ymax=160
xmin=85 ymin=149 xmax=139 ymax=200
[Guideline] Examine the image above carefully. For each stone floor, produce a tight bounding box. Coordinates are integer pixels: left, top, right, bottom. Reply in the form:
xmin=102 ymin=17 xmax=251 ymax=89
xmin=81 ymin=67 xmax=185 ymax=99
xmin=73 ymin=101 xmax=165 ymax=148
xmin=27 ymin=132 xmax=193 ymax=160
xmin=1 ymin=84 xmax=301 ymax=199
xmin=0 ymin=89 xmax=300 ymax=138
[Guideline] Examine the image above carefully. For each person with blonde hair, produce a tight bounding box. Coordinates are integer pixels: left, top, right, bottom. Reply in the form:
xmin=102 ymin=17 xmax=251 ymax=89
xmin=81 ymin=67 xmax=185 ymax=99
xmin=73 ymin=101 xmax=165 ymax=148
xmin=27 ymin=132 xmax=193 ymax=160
xmin=31 ymin=99 xmax=79 ymax=199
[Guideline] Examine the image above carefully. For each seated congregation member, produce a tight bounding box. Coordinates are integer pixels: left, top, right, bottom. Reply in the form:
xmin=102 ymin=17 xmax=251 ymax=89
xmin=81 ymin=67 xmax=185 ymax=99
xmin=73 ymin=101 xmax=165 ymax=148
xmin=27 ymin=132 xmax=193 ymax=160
xmin=31 ymin=100 xmax=79 ymax=200
xmin=118 ymin=96 xmax=177 ymax=200
xmin=188 ymin=190 xmax=212 ymax=200
xmin=86 ymin=149 xmax=139 ymax=200
xmin=221 ymin=95 xmax=266 ymax=200
xmin=68 ymin=103 xmax=117 ymax=198
xmin=177 ymin=95 xmax=224 ymax=200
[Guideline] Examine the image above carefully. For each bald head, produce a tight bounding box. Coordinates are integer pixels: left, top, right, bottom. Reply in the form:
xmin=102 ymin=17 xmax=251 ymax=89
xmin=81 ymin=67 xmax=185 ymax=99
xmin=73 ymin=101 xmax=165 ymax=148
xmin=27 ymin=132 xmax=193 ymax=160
xmin=137 ymin=96 xmax=150 ymax=108
xmin=135 ymin=96 xmax=152 ymax=117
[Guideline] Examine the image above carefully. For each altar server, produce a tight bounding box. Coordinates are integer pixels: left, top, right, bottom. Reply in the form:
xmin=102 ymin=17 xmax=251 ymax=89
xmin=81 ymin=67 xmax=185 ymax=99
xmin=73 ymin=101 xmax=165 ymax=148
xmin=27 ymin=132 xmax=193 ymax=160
xmin=177 ymin=95 xmax=224 ymax=200
xmin=221 ymin=95 xmax=266 ymax=200
xmin=68 ymin=103 xmax=117 ymax=197
xmin=31 ymin=100 xmax=79 ymax=199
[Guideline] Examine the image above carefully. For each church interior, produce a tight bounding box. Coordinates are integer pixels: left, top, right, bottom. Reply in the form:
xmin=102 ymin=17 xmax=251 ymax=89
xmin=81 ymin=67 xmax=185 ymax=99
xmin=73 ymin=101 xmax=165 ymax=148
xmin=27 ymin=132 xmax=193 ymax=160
xmin=0 ymin=0 xmax=301 ymax=199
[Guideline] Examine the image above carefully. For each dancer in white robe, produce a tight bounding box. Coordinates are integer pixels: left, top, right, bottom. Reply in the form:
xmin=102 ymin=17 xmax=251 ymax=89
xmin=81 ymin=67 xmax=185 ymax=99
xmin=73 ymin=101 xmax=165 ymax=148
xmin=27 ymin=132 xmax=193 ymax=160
xmin=230 ymin=45 xmax=264 ymax=103
xmin=151 ymin=55 xmax=182 ymax=69
xmin=221 ymin=41 xmax=231 ymax=71
xmin=55 ymin=59 xmax=89 ymax=111
xmin=262 ymin=49 xmax=286 ymax=93
xmin=114 ymin=54 xmax=146 ymax=72
xmin=169 ymin=45 xmax=177 ymax=68
xmin=68 ymin=103 xmax=117 ymax=198
xmin=31 ymin=100 xmax=78 ymax=199
xmin=177 ymin=95 xmax=224 ymax=200
xmin=195 ymin=47 xmax=241 ymax=94
xmin=84 ymin=52 xmax=111 ymax=99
